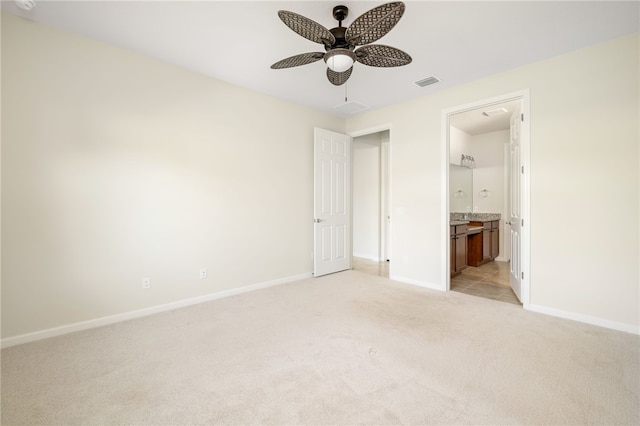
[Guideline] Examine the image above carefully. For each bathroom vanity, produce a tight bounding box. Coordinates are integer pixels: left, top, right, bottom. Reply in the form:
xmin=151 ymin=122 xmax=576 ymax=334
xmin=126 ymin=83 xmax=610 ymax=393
xmin=450 ymin=214 xmax=501 ymax=276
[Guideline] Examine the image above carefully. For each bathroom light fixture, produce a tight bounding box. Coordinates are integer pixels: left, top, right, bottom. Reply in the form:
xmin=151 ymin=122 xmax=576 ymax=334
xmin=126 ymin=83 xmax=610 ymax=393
xmin=460 ymin=154 xmax=475 ymax=168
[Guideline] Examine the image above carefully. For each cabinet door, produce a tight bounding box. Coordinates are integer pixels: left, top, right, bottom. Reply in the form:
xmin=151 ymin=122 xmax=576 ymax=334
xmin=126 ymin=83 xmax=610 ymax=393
xmin=490 ymin=224 xmax=499 ymax=259
xmin=482 ymin=227 xmax=491 ymax=262
xmin=450 ymin=234 xmax=456 ymax=274
xmin=449 ymin=226 xmax=456 ymax=275
xmin=455 ymin=234 xmax=467 ymax=272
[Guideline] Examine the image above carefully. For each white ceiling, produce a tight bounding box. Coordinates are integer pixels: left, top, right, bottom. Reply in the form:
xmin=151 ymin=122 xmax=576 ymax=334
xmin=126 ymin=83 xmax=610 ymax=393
xmin=3 ymin=1 xmax=639 ymax=121
xmin=449 ymin=99 xmax=521 ymax=135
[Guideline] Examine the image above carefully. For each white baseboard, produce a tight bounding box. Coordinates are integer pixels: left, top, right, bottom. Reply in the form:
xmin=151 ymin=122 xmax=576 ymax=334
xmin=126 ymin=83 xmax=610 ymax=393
xmin=528 ymin=304 xmax=640 ymax=335
xmin=390 ymin=275 xmax=445 ymax=292
xmin=495 ymin=256 xmax=508 ymax=262
xmin=1 ymin=272 xmax=312 ymax=349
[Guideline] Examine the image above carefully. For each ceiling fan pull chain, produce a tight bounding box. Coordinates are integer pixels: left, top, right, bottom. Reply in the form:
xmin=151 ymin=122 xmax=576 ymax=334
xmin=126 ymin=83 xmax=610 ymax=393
xmin=345 ymin=82 xmax=348 ymax=102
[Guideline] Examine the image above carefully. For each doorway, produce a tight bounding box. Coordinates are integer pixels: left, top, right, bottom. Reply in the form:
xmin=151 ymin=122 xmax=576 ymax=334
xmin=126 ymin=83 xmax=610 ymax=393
xmin=351 ymin=128 xmax=391 ymax=278
xmin=443 ymin=91 xmax=530 ymax=307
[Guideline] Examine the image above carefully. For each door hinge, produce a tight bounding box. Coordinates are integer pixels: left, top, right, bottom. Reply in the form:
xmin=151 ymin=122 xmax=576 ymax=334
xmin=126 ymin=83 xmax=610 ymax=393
xmin=521 ymin=113 xmax=524 ymax=122
xmin=521 ymin=272 xmax=524 ymax=280
xmin=521 ymin=165 xmax=524 ymax=174
xmin=521 ymin=218 xmax=524 ymax=227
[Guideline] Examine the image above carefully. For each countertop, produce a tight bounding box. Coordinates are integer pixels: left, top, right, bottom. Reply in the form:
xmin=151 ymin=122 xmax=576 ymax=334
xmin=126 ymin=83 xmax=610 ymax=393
xmin=450 ymin=213 xmax=501 ymax=223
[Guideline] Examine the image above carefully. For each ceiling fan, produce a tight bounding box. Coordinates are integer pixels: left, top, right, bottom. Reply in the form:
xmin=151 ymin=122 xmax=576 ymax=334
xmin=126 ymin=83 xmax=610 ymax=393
xmin=270 ymin=2 xmax=412 ymax=86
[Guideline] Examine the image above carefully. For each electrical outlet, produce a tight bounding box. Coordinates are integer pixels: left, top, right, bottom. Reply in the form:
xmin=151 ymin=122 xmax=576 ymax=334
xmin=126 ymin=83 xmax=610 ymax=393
xmin=199 ymin=268 xmax=207 ymax=279
xmin=142 ymin=277 xmax=150 ymax=288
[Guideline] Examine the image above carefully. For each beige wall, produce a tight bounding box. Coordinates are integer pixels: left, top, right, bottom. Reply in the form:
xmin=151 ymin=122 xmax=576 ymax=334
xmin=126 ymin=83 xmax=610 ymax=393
xmin=346 ymin=33 xmax=639 ymax=330
xmin=1 ymin=14 xmax=343 ymax=339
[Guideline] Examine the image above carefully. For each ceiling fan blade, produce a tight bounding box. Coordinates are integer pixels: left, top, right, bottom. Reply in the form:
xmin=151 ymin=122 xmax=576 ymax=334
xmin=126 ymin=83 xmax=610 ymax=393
xmin=327 ymin=67 xmax=353 ymax=86
xmin=345 ymin=2 xmax=406 ymax=46
xmin=277 ymin=10 xmax=336 ymax=45
xmin=271 ymin=52 xmax=325 ymax=69
xmin=355 ymin=44 xmax=412 ymax=67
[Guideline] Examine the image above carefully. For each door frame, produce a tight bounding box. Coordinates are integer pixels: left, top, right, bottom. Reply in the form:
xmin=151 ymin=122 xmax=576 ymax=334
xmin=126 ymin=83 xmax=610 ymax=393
xmin=348 ymin=123 xmax=393 ymax=269
xmin=441 ymin=90 xmax=531 ymax=308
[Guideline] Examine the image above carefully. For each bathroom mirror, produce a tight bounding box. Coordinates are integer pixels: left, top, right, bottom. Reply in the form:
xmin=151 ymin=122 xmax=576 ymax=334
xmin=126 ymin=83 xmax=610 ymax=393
xmin=449 ymin=164 xmax=472 ymax=212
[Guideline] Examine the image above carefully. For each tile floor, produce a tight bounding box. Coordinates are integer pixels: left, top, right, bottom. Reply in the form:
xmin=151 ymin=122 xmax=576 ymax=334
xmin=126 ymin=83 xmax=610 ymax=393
xmin=352 ymin=257 xmax=521 ymax=306
xmin=451 ymin=260 xmax=521 ymax=305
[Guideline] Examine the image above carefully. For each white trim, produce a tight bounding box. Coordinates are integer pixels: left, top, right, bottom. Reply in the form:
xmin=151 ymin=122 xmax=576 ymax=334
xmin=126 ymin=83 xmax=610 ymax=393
xmin=1 ymin=273 xmax=312 ymax=349
xmin=441 ymin=89 xmax=531 ymax=305
xmin=441 ymin=109 xmax=451 ymax=291
xmin=390 ymin=275 xmax=443 ymax=292
xmin=348 ymin=123 xmax=393 ymax=138
xmin=528 ymin=304 xmax=640 ymax=335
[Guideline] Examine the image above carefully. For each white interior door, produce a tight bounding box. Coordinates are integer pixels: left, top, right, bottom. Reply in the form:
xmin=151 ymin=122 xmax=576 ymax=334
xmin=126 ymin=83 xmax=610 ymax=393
xmin=314 ymin=128 xmax=351 ymax=277
xmin=509 ymin=105 xmax=523 ymax=301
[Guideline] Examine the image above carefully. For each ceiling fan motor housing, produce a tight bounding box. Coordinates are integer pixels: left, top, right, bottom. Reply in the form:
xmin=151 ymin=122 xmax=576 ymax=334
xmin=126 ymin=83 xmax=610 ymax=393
xmin=328 ymin=26 xmax=351 ymax=50
xmin=328 ymin=6 xmax=351 ymax=50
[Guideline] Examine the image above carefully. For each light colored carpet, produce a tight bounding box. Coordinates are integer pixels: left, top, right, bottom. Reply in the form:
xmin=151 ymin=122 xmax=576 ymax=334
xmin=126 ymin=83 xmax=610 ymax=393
xmin=2 ymin=270 xmax=639 ymax=425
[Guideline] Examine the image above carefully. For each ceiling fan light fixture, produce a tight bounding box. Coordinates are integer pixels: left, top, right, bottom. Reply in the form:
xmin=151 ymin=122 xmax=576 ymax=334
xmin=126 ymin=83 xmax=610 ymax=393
xmin=324 ymin=49 xmax=356 ymax=73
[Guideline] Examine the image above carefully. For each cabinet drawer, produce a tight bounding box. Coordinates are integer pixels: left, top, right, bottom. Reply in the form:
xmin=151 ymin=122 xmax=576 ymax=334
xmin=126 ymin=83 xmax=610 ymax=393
xmin=454 ymin=225 xmax=467 ymax=235
xmin=479 ymin=220 xmax=499 ymax=230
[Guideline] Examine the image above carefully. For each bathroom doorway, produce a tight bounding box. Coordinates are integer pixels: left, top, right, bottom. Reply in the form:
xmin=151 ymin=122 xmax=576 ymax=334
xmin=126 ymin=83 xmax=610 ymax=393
xmin=443 ymin=90 xmax=530 ymax=307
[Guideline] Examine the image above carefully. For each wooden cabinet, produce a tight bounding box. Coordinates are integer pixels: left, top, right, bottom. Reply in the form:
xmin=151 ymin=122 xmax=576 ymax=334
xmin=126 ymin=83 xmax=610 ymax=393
xmin=450 ymin=224 xmax=467 ymax=276
xmin=469 ymin=220 xmax=499 ymax=266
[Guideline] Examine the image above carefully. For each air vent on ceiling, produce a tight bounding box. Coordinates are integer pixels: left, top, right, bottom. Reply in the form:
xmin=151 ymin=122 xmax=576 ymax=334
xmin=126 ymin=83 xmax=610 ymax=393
xmin=334 ymin=101 xmax=368 ymax=114
xmin=14 ymin=0 xmax=35 ymax=11
xmin=482 ymin=107 xmax=508 ymax=117
xmin=414 ymin=76 xmax=440 ymax=87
